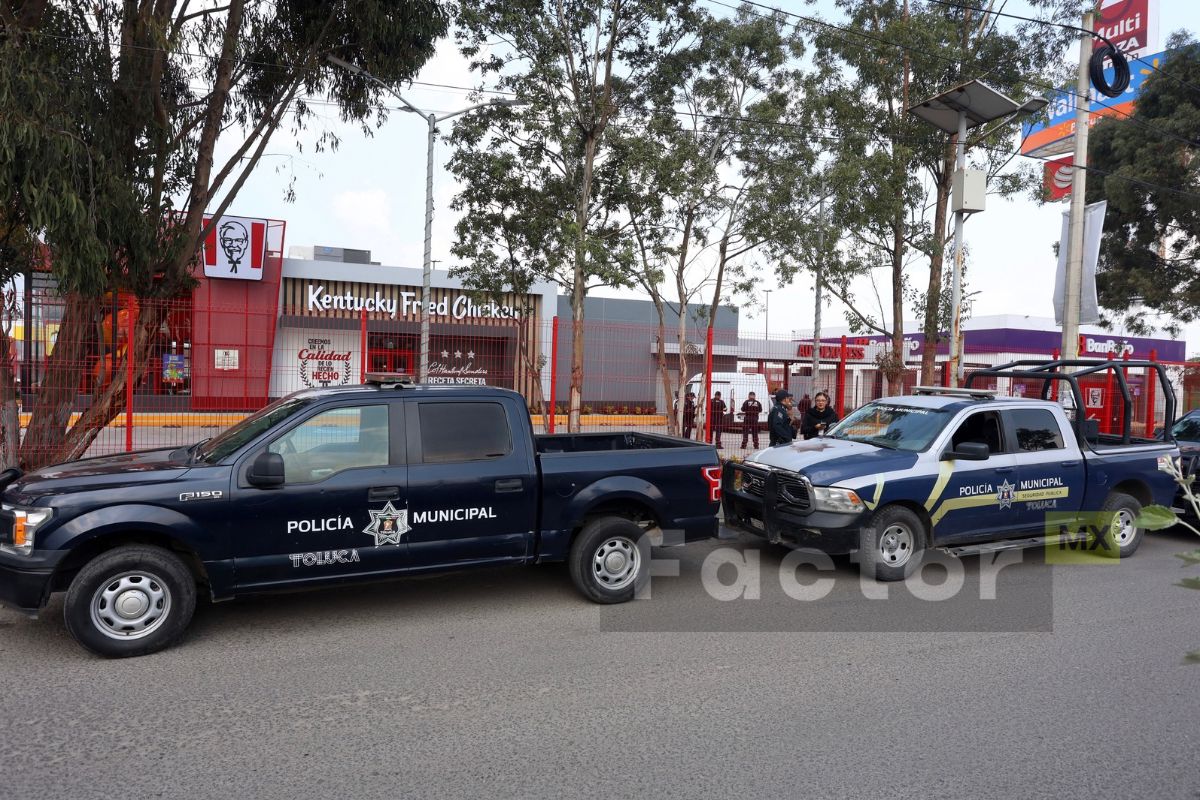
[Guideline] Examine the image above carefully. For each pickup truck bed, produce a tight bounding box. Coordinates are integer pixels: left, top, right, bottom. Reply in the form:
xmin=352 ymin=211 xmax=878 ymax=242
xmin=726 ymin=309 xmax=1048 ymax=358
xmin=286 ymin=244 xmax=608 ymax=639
xmin=0 ymin=382 xmax=721 ymax=657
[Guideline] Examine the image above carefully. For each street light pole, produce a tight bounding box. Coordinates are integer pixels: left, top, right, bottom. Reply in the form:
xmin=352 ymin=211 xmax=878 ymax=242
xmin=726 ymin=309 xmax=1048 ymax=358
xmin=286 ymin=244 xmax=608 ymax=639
xmin=763 ymin=289 xmax=771 ymax=339
xmin=908 ymin=80 xmax=1048 ymax=387
xmin=326 ymin=55 xmax=525 ymax=382
xmin=1061 ymin=10 xmax=1094 ymax=362
xmin=950 ymin=108 xmax=967 ymax=387
xmin=420 ymin=111 xmax=436 ymax=383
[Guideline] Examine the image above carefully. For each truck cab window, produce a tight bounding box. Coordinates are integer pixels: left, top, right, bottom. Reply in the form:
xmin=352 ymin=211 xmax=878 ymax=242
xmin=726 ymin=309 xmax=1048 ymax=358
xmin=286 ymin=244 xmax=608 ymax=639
xmin=268 ymin=404 xmax=390 ymax=483
xmin=951 ymin=411 xmax=1005 ymax=455
xmin=419 ymin=402 xmax=512 ymax=462
xmin=1007 ymin=408 xmax=1065 ymax=452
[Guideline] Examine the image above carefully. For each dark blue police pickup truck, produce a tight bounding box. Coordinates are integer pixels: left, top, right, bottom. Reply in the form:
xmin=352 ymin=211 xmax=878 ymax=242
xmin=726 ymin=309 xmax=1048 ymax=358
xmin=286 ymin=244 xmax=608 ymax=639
xmin=0 ymin=376 xmax=721 ymax=657
xmin=724 ymin=359 xmax=1181 ymax=580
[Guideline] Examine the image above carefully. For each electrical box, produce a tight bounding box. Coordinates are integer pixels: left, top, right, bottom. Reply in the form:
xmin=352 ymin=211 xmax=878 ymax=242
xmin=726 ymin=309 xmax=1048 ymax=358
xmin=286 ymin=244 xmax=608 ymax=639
xmin=952 ymin=168 xmax=986 ymax=213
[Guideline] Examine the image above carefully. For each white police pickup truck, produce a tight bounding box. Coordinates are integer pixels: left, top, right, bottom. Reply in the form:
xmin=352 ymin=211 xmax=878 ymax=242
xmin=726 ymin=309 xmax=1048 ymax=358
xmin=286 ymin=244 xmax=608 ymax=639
xmin=723 ymin=359 xmax=1180 ymax=580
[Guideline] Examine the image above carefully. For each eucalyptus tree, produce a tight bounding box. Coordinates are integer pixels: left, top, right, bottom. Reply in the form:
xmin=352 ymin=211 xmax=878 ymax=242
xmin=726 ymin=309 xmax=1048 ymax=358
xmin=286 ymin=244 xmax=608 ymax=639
xmin=0 ymin=0 xmax=448 ymax=467
xmin=447 ymin=0 xmax=699 ymax=432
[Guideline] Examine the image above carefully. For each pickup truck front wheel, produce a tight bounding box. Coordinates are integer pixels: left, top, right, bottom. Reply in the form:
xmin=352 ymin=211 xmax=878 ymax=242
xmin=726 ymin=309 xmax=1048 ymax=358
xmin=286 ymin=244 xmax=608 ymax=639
xmin=569 ymin=517 xmax=648 ymax=604
xmin=861 ymin=505 xmax=927 ymax=582
xmin=64 ymin=545 xmax=197 ymax=658
xmin=1097 ymin=492 xmax=1144 ymax=559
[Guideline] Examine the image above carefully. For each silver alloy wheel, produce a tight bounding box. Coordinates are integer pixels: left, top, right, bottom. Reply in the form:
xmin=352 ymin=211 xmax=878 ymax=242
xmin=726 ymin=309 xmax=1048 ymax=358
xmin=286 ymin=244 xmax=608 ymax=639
xmin=90 ymin=571 xmax=172 ymax=641
xmin=1111 ymin=509 xmax=1137 ymax=547
xmin=592 ymin=536 xmax=640 ymax=591
xmin=879 ymin=524 xmax=913 ymax=567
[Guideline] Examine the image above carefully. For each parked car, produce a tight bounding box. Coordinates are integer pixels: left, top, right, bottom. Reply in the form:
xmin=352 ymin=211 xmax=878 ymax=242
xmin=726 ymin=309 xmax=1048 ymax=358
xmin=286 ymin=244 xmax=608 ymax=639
xmin=1162 ymin=408 xmax=1200 ymax=518
xmin=723 ymin=359 xmax=1180 ymax=580
xmin=0 ymin=377 xmax=722 ymax=657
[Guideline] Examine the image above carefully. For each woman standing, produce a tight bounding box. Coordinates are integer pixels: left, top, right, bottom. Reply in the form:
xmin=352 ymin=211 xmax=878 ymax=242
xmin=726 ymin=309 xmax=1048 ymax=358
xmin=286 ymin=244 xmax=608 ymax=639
xmin=801 ymin=391 xmax=839 ymax=440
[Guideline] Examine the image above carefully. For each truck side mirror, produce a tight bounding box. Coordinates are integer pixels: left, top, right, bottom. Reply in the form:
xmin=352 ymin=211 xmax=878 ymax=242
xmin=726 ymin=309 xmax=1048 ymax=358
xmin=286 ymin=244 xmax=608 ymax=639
xmin=247 ymin=451 xmax=285 ymax=488
xmin=941 ymin=442 xmax=990 ymax=461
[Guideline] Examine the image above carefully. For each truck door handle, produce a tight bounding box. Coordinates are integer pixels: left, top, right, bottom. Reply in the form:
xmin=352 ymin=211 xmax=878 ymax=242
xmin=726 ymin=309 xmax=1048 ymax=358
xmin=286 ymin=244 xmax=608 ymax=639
xmin=995 ymin=467 xmax=1014 ymax=474
xmin=1061 ymin=460 xmax=1080 ymax=467
xmin=495 ymin=478 xmax=524 ymax=493
xmin=368 ymin=486 xmax=400 ymax=502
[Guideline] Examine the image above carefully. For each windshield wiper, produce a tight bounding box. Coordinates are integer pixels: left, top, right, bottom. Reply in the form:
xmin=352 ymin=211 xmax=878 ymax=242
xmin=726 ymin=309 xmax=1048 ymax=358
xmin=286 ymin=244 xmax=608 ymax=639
xmin=188 ymin=438 xmax=212 ymax=463
xmin=858 ymin=436 xmax=899 ymax=450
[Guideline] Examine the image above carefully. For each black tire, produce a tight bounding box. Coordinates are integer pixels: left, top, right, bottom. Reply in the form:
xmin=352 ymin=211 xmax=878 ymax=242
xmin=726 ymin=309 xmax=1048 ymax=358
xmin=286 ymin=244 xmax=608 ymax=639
xmin=1096 ymin=492 xmax=1144 ymax=559
xmin=860 ymin=505 xmax=927 ymax=582
xmin=568 ymin=517 xmax=648 ymax=604
xmin=63 ymin=545 xmax=197 ymax=658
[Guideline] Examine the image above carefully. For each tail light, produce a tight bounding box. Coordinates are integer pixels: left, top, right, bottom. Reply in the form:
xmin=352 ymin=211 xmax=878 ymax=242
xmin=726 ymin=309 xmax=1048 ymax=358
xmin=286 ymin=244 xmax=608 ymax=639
xmin=702 ymin=466 xmax=722 ymax=503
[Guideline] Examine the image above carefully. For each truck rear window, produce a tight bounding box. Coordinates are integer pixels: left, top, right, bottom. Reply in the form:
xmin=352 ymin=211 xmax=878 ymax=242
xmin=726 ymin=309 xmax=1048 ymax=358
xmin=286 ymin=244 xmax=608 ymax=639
xmin=419 ymin=402 xmax=512 ymax=463
xmin=1007 ymin=408 xmax=1065 ymax=451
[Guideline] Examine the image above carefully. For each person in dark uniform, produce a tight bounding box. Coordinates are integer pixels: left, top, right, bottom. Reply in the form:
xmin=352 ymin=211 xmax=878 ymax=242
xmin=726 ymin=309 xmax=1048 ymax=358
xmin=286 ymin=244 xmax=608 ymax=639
xmin=768 ymin=389 xmax=796 ymax=446
xmin=740 ymin=391 xmax=763 ymax=449
xmin=801 ymin=390 xmax=840 ymax=440
xmin=708 ymin=391 xmax=728 ymax=447
xmin=682 ymin=391 xmax=697 ymax=440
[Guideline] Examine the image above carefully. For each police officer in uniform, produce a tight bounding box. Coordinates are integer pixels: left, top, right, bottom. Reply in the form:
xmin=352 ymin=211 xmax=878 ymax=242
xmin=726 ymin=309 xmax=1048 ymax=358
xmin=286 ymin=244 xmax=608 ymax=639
xmin=682 ymin=391 xmax=697 ymax=440
xmin=709 ymin=391 xmax=728 ymax=447
xmin=768 ymin=389 xmax=796 ymax=446
xmin=740 ymin=391 xmax=763 ymax=449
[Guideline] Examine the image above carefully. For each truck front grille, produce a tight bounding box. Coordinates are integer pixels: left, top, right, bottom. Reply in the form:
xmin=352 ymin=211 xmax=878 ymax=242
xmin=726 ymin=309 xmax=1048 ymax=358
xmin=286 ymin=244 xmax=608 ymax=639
xmin=778 ymin=480 xmax=810 ymax=509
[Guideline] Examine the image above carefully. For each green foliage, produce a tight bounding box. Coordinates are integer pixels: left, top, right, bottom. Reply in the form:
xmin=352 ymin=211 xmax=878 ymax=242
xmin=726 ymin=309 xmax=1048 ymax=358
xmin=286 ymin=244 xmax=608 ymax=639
xmin=1088 ymin=34 xmax=1200 ymax=335
xmin=1175 ymin=549 xmax=1200 ymax=567
xmin=808 ymin=0 xmax=1077 ymax=343
xmin=1136 ymin=504 xmax=1181 ymax=531
xmin=0 ymin=0 xmax=449 ymax=298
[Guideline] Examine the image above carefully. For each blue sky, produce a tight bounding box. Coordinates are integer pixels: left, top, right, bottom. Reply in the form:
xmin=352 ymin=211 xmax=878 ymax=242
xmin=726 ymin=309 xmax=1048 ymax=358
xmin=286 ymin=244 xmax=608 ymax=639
xmin=218 ymin=0 xmax=1200 ymax=354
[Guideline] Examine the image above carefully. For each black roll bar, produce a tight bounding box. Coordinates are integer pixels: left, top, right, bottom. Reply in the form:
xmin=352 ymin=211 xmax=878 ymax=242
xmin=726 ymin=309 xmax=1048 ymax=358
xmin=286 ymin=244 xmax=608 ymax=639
xmin=964 ymin=358 xmax=1176 ymax=446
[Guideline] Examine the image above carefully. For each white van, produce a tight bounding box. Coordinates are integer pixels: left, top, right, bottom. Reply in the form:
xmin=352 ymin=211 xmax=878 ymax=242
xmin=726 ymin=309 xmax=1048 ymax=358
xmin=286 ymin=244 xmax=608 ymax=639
xmin=683 ymin=372 xmax=771 ymax=427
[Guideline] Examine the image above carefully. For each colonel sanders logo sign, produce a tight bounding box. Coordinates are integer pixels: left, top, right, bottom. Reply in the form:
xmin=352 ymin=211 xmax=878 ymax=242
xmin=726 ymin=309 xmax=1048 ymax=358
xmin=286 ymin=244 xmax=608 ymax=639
xmin=203 ymin=215 xmax=268 ymax=281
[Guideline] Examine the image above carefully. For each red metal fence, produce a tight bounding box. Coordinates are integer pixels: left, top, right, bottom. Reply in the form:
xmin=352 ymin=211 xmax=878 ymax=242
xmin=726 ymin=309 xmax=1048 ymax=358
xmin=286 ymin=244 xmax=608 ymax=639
xmin=4 ymin=291 xmax=1192 ymax=467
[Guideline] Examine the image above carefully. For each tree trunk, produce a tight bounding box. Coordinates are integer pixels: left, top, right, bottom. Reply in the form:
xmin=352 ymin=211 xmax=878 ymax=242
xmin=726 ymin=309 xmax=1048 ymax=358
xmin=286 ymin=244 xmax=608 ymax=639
xmin=0 ymin=328 xmax=18 ymax=469
xmin=41 ymin=301 xmax=168 ymax=467
xmin=568 ymin=127 xmax=600 ymax=435
xmin=18 ymin=294 xmax=103 ymax=469
xmin=650 ymin=293 xmax=677 ymax=435
xmin=674 ymin=206 xmax=696 ymax=436
xmin=18 ymin=298 xmax=171 ymax=470
xmin=920 ymin=139 xmax=956 ymax=385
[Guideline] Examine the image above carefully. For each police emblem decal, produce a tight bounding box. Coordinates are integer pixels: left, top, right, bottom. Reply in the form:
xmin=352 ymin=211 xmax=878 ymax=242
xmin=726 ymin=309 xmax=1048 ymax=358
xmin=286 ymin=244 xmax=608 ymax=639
xmin=363 ymin=501 xmax=411 ymax=546
xmin=997 ymin=479 xmax=1016 ymax=510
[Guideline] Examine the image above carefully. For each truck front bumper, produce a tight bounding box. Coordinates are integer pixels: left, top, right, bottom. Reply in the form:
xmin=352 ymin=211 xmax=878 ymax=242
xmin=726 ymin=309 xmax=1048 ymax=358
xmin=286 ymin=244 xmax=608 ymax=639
xmin=721 ymin=463 xmax=863 ymax=555
xmin=0 ymin=549 xmax=66 ymax=616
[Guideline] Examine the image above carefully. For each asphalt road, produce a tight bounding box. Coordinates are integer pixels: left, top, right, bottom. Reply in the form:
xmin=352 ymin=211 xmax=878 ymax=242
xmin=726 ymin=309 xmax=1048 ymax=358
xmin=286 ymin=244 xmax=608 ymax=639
xmin=2 ymin=526 xmax=1198 ymax=800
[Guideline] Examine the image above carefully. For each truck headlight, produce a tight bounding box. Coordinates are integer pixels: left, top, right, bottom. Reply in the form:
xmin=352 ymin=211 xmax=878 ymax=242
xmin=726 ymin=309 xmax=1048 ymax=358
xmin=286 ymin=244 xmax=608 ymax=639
xmin=810 ymin=486 xmax=865 ymax=514
xmin=3 ymin=506 xmax=52 ymax=555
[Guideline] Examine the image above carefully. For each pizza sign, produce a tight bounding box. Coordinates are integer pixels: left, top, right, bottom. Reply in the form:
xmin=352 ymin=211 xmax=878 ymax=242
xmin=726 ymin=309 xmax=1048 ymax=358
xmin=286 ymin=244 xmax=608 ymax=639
xmin=203 ymin=215 xmax=267 ymax=281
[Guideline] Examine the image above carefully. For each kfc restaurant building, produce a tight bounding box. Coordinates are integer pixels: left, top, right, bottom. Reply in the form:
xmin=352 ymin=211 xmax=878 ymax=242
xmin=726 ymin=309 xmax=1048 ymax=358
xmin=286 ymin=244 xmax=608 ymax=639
xmin=181 ymin=215 xmax=555 ymax=411
xmin=267 ymin=258 xmax=555 ymax=401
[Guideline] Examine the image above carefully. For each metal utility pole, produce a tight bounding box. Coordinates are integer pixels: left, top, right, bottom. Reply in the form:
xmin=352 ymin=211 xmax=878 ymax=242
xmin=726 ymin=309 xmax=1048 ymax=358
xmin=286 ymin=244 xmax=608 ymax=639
xmin=949 ymin=109 xmax=967 ymax=387
xmin=1061 ymin=10 xmax=1094 ymax=361
xmin=812 ymin=192 xmax=825 ymax=390
xmin=420 ymin=111 xmax=436 ymax=381
xmin=763 ymin=289 xmax=771 ymax=339
xmin=325 ymin=56 xmax=525 ymax=382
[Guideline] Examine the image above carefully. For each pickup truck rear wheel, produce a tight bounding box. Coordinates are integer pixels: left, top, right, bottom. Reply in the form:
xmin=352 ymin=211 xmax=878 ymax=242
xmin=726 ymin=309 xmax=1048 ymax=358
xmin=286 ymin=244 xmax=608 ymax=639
xmin=569 ymin=517 xmax=648 ymax=604
xmin=63 ymin=545 xmax=197 ymax=658
xmin=861 ymin=505 xmax=927 ymax=582
xmin=1097 ymin=492 xmax=1144 ymax=558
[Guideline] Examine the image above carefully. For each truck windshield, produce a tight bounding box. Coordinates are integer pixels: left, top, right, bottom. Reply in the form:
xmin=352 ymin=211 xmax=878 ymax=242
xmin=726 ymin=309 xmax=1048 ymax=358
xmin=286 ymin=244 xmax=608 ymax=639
xmin=195 ymin=396 xmax=316 ymax=464
xmin=830 ymin=402 xmax=952 ymax=452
